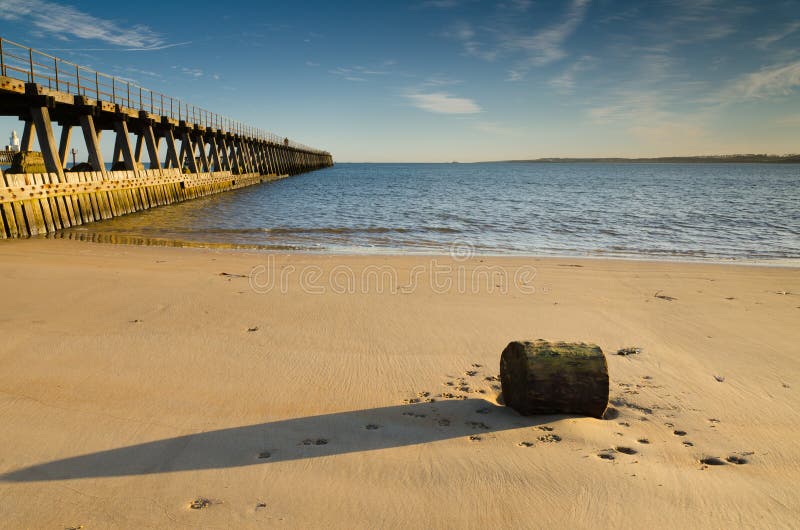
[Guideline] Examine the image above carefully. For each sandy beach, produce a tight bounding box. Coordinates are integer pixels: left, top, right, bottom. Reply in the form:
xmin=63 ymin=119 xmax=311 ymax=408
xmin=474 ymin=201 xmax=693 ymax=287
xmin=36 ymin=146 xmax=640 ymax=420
xmin=0 ymin=239 xmax=798 ymax=528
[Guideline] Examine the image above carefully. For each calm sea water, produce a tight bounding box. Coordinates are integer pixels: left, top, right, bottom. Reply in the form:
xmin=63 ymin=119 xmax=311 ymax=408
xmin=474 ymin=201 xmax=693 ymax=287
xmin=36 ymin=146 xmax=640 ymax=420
xmin=54 ymin=163 xmax=800 ymax=262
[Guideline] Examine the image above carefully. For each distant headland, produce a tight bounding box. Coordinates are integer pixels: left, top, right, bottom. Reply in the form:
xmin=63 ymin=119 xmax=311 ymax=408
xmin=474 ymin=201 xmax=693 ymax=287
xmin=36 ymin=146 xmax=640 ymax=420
xmin=497 ymin=154 xmax=800 ymax=164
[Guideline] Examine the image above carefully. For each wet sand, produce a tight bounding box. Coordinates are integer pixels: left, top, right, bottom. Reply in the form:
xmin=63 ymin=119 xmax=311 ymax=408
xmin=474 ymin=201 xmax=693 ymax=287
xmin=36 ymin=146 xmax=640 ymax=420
xmin=0 ymin=239 xmax=798 ymax=528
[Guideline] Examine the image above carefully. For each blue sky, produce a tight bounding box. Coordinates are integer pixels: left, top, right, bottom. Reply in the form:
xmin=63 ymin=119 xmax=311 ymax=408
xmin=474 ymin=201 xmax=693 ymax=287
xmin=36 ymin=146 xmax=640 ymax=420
xmin=1 ymin=0 xmax=799 ymax=162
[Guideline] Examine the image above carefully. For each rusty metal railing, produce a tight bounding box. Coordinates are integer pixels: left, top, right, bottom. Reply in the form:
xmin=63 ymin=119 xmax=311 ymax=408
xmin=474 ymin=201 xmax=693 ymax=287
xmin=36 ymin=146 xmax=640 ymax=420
xmin=0 ymin=36 xmax=329 ymax=155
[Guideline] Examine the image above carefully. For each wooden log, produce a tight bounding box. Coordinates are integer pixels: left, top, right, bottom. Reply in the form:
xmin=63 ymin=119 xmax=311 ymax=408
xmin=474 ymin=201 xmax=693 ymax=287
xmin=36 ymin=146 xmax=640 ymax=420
xmin=500 ymin=340 xmax=609 ymax=418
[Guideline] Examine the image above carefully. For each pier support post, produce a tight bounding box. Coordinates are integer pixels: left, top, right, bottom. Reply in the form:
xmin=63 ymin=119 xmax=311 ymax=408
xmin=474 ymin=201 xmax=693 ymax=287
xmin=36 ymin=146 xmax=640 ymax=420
xmin=58 ymin=125 xmax=72 ymax=169
xmin=79 ymin=115 xmax=106 ymax=176
xmin=164 ymin=129 xmax=181 ymax=170
xmin=180 ymin=132 xmax=199 ymax=173
xmin=20 ymin=120 xmax=35 ymax=151
xmin=134 ymin=135 xmax=144 ymax=165
xmin=239 ymin=140 xmax=252 ymax=173
xmin=218 ymin=137 xmax=231 ymax=172
xmin=196 ymin=134 xmax=210 ymax=172
xmin=229 ymin=141 xmax=240 ymax=174
xmin=142 ymin=124 xmax=162 ymax=171
xmin=30 ymin=106 xmax=65 ymax=181
xmin=113 ymin=120 xmax=138 ymax=175
xmin=209 ymin=136 xmax=222 ymax=172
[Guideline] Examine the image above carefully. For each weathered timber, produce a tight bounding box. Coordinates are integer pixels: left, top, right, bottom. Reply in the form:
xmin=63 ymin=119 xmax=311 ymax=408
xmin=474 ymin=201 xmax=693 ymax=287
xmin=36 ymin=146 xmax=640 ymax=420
xmin=500 ymin=340 xmax=609 ymax=418
xmin=0 ymin=168 xmax=281 ymax=238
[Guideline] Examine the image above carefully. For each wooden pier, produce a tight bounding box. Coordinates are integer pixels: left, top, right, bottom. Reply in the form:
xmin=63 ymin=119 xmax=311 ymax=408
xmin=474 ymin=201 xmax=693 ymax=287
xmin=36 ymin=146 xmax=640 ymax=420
xmin=0 ymin=37 xmax=333 ymax=239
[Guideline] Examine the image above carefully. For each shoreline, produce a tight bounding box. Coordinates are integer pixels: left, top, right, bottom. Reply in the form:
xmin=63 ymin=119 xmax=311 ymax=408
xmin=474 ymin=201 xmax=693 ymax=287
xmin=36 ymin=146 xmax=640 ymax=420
xmin=1 ymin=239 xmax=798 ymax=527
xmin=22 ymin=234 xmax=800 ymax=268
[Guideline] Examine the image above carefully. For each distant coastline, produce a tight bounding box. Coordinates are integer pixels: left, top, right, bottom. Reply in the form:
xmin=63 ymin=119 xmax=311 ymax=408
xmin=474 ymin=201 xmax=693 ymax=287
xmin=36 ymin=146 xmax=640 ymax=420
xmin=497 ymin=154 xmax=800 ymax=164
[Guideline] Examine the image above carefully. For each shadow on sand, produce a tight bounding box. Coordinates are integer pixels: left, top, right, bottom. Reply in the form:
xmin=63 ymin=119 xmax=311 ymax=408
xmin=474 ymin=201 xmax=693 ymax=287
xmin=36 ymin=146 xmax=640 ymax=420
xmin=1 ymin=399 xmax=565 ymax=483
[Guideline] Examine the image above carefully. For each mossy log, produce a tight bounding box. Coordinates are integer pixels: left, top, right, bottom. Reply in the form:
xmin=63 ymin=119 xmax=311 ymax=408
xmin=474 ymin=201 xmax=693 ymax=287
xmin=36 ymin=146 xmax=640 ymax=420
xmin=500 ymin=340 xmax=609 ymax=418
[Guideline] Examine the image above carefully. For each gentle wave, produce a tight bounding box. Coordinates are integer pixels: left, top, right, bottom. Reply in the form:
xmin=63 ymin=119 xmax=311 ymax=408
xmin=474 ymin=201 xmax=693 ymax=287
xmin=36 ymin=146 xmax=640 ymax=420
xmin=52 ymin=162 xmax=800 ymax=261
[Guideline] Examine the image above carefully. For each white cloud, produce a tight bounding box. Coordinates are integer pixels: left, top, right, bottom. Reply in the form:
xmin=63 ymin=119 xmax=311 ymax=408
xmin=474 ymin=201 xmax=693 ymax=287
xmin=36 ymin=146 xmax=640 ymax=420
xmin=506 ymin=0 xmax=590 ymax=67
xmin=306 ymin=61 xmax=321 ymax=67
xmin=405 ymin=92 xmax=481 ymax=114
xmin=329 ymin=65 xmax=391 ymax=81
xmin=0 ymin=0 xmax=167 ymax=50
xmin=181 ymin=67 xmax=204 ymax=78
xmin=720 ymin=61 xmax=800 ymax=101
xmin=548 ymin=55 xmax=595 ymax=93
xmin=755 ymin=21 xmax=800 ymax=50
xmin=443 ymin=0 xmax=589 ymax=71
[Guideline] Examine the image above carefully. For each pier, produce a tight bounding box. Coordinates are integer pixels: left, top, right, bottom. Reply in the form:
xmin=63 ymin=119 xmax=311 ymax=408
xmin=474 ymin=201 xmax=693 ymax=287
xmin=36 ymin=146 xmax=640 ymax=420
xmin=0 ymin=37 xmax=333 ymax=239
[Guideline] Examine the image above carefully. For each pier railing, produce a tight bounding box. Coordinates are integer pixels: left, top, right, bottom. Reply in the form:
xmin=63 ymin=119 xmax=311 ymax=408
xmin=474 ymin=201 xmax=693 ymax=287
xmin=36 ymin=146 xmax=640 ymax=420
xmin=0 ymin=37 xmax=326 ymax=154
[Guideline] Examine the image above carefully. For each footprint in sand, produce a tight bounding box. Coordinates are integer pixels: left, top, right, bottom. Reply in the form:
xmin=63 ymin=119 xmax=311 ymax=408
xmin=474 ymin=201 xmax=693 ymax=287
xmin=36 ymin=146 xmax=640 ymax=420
xmin=256 ymin=502 xmax=267 ymax=511
xmin=472 ymin=363 xmax=483 ymax=368
xmin=365 ymin=424 xmax=381 ymax=430
xmin=476 ymin=407 xmax=491 ymax=414
xmin=538 ymin=434 xmax=562 ymax=443
xmin=673 ymin=430 xmax=687 ymax=436
xmin=258 ymin=451 xmax=271 ymax=459
xmin=518 ymin=441 xmax=535 ymax=447
xmin=726 ymin=455 xmax=748 ymax=465
xmin=466 ymin=421 xmax=490 ymax=430
xmin=469 ymin=435 xmax=482 ymax=442
xmin=403 ymin=398 xmax=420 ymax=404
xmin=438 ymin=419 xmax=451 ymax=427
xmin=538 ymin=426 xmax=554 ymax=432
xmin=615 ymin=446 xmax=637 ymax=455
xmin=465 ymin=370 xmax=478 ymax=377
xmin=417 ymin=391 xmax=430 ymax=398
xmin=683 ymin=441 xmax=694 ymax=447
xmin=597 ymin=451 xmax=616 ymax=461
xmin=190 ymin=498 xmax=213 ymax=510
xmin=637 ymin=438 xmax=650 ymax=444
xmin=300 ymin=438 xmax=328 ymax=446
xmin=484 ymin=375 xmax=499 ymax=382
xmin=699 ymin=456 xmax=726 ymax=467
xmin=402 ymin=412 xmax=427 ymax=418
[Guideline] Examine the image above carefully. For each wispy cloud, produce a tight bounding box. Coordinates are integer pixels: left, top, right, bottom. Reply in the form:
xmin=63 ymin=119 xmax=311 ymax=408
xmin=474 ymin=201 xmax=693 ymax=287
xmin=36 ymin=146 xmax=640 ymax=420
xmin=443 ymin=22 xmax=498 ymax=61
xmin=330 ymin=65 xmax=391 ymax=81
xmin=420 ymin=75 xmax=463 ymax=88
xmin=717 ymin=61 xmax=800 ymax=101
xmin=0 ymin=0 xmax=172 ymax=50
xmin=306 ymin=61 xmax=321 ymax=67
xmin=442 ymin=0 xmax=591 ymax=79
xmin=755 ymin=21 xmax=800 ymax=50
xmin=548 ymin=55 xmax=595 ymax=93
xmin=504 ymin=0 xmax=591 ymax=70
xmin=405 ymin=92 xmax=481 ymax=114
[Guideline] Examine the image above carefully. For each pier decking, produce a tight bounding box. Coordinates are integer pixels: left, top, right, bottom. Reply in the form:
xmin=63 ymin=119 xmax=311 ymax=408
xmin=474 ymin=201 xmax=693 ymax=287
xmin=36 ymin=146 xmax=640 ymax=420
xmin=0 ymin=37 xmax=333 ymax=239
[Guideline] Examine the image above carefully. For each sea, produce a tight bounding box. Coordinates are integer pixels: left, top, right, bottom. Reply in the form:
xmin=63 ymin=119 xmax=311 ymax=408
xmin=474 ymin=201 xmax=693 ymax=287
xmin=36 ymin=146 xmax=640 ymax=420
xmin=51 ymin=162 xmax=800 ymax=263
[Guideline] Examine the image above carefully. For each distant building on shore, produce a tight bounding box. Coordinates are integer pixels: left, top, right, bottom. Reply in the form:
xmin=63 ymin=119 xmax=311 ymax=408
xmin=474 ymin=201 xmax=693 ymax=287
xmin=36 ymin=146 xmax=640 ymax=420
xmin=4 ymin=131 xmax=20 ymax=152
xmin=1 ymin=130 xmax=21 ymax=166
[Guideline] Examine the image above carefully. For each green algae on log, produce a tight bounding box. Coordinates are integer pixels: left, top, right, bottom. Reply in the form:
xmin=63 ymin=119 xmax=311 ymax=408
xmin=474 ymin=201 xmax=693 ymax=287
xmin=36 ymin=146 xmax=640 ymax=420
xmin=500 ymin=340 xmax=609 ymax=418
